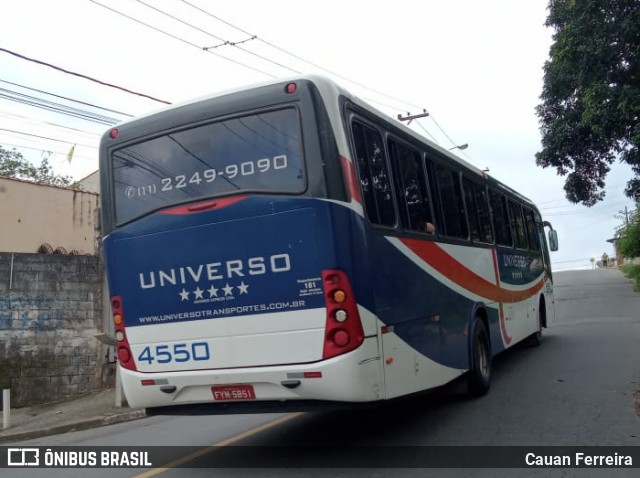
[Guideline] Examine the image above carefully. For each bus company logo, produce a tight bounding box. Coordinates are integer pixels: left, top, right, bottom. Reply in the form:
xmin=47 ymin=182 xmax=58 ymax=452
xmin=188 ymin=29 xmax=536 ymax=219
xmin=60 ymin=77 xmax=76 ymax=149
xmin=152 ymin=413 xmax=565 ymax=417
xmin=502 ymin=254 xmax=529 ymax=268
xmin=180 ymin=280 xmax=249 ymax=304
xmin=7 ymin=448 xmax=39 ymax=467
xmin=137 ymin=253 xmax=291 ymax=302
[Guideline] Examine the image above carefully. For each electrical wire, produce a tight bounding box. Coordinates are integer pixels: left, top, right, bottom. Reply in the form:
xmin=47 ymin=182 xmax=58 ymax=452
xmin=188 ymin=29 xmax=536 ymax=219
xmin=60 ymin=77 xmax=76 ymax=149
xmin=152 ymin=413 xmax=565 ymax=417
xmin=0 ymin=141 xmax=97 ymax=162
xmin=0 ymin=87 xmax=119 ymax=125
xmin=0 ymin=46 xmax=170 ymax=104
xmin=178 ymin=0 xmax=468 ymax=151
xmin=536 ymin=182 xmax=631 ymax=206
xmin=93 ymin=0 xmax=462 ymax=153
xmin=0 ymin=127 xmax=97 ymax=149
xmin=0 ymin=111 xmax=102 ymax=137
xmin=179 ymin=0 xmax=422 ymax=110
xmin=87 ymin=0 xmax=276 ymax=78
xmin=0 ymin=78 xmax=133 ymax=117
xmin=132 ymin=0 xmax=300 ymax=74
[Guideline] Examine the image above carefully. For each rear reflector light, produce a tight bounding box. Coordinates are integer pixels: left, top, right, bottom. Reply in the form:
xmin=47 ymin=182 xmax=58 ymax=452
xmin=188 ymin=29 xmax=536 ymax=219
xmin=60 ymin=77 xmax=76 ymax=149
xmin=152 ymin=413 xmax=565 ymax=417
xmin=141 ymin=379 xmax=156 ymax=386
xmin=331 ymin=329 xmax=350 ymax=347
xmin=303 ymin=372 xmax=323 ymax=378
xmin=321 ymin=270 xmax=364 ymax=359
xmin=111 ymin=296 xmax=137 ymax=371
xmin=117 ymin=346 xmax=131 ymax=364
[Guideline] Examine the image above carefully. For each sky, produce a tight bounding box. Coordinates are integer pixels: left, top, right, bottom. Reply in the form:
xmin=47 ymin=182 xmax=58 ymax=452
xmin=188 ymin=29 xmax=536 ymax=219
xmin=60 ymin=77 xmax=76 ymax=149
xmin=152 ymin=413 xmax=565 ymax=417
xmin=0 ymin=0 xmax=636 ymax=271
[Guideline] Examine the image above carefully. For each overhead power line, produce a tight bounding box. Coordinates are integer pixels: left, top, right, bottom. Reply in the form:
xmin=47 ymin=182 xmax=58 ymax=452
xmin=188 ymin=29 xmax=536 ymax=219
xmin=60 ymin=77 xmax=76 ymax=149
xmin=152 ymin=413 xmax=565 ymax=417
xmin=131 ymin=0 xmax=300 ymax=74
xmin=87 ymin=0 xmax=276 ymax=78
xmin=0 ymin=78 xmax=133 ymax=118
xmin=0 ymin=87 xmax=120 ymax=125
xmin=179 ymin=0 xmax=421 ymax=110
xmin=177 ymin=0 xmax=468 ymax=152
xmin=0 ymin=127 xmax=97 ymax=149
xmin=0 ymin=140 xmax=97 ymax=162
xmin=0 ymin=111 xmax=102 ymax=137
xmin=85 ymin=0 xmax=468 ymax=152
xmin=0 ymin=46 xmax=171 ymax=104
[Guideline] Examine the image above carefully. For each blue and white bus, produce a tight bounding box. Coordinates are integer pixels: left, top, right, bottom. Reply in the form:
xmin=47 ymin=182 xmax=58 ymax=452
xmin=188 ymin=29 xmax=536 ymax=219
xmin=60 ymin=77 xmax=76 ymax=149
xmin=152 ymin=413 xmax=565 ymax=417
xmin=99 ymin=76 xmax=558 ymax=413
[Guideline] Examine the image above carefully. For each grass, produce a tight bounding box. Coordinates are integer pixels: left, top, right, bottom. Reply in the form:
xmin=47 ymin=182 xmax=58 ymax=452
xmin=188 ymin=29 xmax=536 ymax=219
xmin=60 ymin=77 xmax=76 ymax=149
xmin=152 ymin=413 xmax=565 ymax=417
xmin=620 ymin=263 xmax=640 ymax=291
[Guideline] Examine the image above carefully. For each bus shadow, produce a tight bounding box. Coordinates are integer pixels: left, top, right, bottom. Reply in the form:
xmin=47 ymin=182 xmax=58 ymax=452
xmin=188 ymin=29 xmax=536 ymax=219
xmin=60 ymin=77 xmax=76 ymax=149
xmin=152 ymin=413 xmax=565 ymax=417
xmin=234 ymin=335 xmax=559 ymax=447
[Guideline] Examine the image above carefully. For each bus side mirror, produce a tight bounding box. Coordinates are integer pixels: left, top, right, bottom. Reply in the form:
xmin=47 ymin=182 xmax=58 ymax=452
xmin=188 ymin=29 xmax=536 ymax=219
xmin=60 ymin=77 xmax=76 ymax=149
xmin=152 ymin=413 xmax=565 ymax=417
xmin=548 ymin=229 xmax=559 ymax=251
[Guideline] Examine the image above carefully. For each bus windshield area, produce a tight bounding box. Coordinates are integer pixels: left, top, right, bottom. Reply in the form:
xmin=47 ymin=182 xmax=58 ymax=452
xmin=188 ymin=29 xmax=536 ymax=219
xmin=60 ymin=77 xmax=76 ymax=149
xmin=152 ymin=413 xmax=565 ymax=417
xmin=112 ymin=107 xmax=305 ymax=224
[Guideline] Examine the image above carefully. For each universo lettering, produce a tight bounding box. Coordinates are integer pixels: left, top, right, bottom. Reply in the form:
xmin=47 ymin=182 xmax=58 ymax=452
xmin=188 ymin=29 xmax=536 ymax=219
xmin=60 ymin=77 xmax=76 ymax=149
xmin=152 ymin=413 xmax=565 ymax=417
xmin=138 ymin=254 xmax=291 ymax=290
xmin=502 ymin=254 xmax=528 ymax=268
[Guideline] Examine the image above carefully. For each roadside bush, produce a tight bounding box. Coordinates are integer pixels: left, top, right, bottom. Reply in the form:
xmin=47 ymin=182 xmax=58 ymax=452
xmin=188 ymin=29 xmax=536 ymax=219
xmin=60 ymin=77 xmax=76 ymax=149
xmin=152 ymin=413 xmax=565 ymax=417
xmin=620 ymin=264 xmax=640 ymax=291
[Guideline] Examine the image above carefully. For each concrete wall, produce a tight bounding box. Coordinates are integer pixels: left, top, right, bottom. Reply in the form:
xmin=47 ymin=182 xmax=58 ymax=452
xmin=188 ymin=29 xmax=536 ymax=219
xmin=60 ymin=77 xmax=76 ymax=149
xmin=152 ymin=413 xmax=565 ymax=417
xmin=78 ymin=170 xmax=100 ymax=194
xmin=0 ymin=177 xmax=99 ymax=254
xmin=0 ymin=252 xmax=112 ymax=407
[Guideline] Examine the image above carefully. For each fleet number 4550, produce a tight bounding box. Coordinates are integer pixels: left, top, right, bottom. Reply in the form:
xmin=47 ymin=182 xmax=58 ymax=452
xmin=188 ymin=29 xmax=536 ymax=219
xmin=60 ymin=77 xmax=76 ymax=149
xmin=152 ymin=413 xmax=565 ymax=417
xmin=137 ymin=342 xmax=211 ymax=365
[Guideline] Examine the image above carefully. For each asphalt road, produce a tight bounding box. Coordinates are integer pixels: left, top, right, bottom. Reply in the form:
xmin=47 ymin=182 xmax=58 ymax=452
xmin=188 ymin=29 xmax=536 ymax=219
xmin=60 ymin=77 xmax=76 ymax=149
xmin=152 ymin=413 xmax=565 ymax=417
xmin=7 ymin=268 xmax=640 ymax=477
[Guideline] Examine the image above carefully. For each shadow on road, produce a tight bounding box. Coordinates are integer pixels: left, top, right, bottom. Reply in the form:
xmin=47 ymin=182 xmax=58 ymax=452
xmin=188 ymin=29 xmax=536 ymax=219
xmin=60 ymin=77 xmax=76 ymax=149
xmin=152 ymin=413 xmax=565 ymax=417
xmin=234 ymin=337 xmax=550 ymax=447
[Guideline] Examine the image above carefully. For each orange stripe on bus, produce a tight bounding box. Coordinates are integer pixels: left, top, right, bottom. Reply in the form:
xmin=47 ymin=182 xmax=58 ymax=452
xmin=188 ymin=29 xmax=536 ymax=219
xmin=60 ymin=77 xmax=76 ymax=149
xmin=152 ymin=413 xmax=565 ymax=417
xmin=399 ymin=238 xmax=545 ymax=304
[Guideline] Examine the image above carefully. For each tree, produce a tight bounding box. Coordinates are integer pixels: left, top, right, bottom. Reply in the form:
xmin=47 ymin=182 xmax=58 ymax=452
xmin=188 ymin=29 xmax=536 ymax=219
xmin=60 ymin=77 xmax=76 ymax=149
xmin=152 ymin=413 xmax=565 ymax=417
xmin=616 ymin=203 xmax=640 ymax=258
xmin=0 ymin=145 xmax=72 ymax=187
xmin=536 ymin=0 xmax=640 ymax=206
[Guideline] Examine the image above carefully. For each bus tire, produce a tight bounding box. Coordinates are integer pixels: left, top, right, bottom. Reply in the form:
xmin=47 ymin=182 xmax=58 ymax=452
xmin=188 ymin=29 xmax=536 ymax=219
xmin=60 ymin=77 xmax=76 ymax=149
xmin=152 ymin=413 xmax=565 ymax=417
xmin=524 ymin=299 xmax=544 ymax=347
xmin=467 ymin=317 xmax=491 ymax=397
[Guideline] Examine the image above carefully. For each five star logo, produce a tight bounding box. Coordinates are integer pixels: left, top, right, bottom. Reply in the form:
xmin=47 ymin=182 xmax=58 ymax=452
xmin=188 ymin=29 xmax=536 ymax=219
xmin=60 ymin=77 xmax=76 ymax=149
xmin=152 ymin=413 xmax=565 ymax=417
xmin=177 ymin=282 xmax=251 ymax=301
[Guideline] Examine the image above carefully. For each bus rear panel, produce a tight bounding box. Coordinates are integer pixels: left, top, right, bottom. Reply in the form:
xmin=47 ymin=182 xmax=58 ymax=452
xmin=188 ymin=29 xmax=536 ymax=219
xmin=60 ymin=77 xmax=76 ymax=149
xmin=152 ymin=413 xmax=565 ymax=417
xmin=101 ymin=81 xmax=383 ymax=410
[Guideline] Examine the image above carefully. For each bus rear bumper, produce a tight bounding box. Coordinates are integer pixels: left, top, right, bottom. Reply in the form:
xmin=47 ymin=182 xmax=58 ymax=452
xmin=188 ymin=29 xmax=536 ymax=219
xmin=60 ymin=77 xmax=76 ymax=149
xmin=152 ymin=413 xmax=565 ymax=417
xmin=120 ymin=337 xmax=382 ymax=410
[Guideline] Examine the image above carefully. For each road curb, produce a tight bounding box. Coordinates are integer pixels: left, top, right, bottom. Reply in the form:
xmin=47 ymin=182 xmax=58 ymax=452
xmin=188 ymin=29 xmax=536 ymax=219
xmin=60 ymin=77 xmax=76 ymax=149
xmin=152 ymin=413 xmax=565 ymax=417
xmin=0 ymin=410 xmax=147 ymax=444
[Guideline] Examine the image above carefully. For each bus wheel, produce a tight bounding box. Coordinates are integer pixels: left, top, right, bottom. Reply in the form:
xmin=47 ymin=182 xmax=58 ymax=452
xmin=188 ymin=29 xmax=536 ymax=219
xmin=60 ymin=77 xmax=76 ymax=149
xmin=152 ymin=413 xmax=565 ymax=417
xmin=467 ymin=317 xmax=491 ymax=397
xmin=524 ymin=301 xmax=544 ymax=347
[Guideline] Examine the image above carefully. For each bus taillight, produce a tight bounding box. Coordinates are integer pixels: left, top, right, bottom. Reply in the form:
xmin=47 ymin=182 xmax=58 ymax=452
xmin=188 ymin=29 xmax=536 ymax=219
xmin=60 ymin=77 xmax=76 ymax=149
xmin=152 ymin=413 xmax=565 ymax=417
xmin=285 ymin=82 xmax=297 ymax=94
xmin=111 ymin=296 xmax=137 ymax=371
xmin=321 ymin=270 xmax=364 ymax=360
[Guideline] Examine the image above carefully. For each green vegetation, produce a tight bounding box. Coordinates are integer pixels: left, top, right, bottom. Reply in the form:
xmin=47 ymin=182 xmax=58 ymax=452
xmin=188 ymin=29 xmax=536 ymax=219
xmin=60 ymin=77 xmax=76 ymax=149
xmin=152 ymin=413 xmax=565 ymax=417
xmin=620 ymin=263 xmax=640 ymax=291
xmin=616 ymin=203 xmax=640 ymax=261
xmin=0 ymin=145 xmax=72 ymax=187
xmin=536 ymin=0 xmax=640 ymax=206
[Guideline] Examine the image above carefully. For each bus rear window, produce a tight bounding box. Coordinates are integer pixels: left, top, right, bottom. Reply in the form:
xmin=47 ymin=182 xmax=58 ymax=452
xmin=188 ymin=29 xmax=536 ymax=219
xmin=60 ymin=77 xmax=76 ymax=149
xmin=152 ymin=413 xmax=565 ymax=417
xmin=112 ymin=108 xmax=305 ymax=224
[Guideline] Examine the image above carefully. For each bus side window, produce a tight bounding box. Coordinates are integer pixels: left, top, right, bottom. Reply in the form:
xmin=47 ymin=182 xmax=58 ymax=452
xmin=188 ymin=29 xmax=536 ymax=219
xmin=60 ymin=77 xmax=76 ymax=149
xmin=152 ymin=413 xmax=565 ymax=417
xmin=474 ymin=183 xmax=494 ymax=243
xmin=508 ymin=200 xmax=529 ymax=250
xmin=524 ymin=207 xmax=541 ymax=251
xmin=463 ymin=177 xmax=481 ymax=242
xmin=435 ymin=164 xmax=468 ymax=239
xmin=490 ymin=191 xmax=512 ymax=247
xmin=351 ymin=121 xmax=396 ymax=227
xmin=388 ymin=139 xmax=434 ymax=234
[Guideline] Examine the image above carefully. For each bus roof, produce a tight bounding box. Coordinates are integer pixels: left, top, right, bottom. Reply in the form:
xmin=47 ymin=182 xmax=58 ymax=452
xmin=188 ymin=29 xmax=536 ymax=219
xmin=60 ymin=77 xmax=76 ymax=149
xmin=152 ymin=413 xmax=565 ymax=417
xmin=103 ymin=74 xmax=537 ymax=210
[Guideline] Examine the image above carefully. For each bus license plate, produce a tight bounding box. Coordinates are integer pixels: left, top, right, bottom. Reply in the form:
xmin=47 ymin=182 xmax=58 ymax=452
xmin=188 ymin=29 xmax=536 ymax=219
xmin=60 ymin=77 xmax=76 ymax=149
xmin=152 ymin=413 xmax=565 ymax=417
xmin=211 ymin=385 xmax=256 ymax=401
